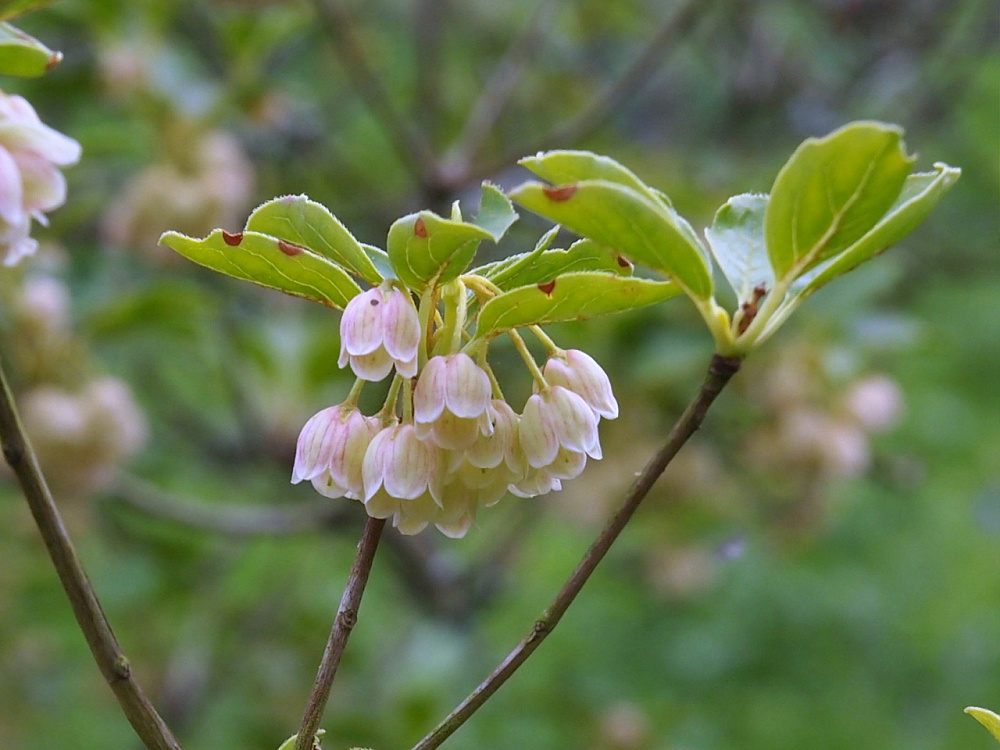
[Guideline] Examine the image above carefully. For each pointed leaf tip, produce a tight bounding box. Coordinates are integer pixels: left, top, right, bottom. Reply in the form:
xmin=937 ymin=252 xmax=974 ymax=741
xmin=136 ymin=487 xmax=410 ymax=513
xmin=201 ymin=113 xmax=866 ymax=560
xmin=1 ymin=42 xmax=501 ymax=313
xmin=965 ymin=707 xmax=1000 ymax=743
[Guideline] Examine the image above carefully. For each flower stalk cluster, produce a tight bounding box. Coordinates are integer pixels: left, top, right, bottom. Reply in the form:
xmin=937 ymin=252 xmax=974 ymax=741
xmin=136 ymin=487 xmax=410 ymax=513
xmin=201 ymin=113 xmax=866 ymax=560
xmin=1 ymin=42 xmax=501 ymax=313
xmin=293 ymin=279 xmax=617 ymax=537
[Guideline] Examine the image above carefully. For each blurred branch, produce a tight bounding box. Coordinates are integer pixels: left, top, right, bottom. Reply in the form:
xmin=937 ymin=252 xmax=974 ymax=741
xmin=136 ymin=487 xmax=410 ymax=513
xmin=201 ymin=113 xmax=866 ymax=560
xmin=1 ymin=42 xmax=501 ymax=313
xmin=413 ymin=0 xmax=446 ymax=143
xmin=310 ymin=0 xmax=439 ymax=182
xmin=446 ymin=0 xmax=566 ymax=171
xmin=410 ymin=353 xmax=741 ymax=750
xmin=295 ymin=515 xmax=386 ymax=750
xmin=108 ymin=476 xmax=354 ymax=536
xmin=475 ymin=0 xmax=705 ymax=179
xmin=0 ymin=359 xmax=185 ymax=750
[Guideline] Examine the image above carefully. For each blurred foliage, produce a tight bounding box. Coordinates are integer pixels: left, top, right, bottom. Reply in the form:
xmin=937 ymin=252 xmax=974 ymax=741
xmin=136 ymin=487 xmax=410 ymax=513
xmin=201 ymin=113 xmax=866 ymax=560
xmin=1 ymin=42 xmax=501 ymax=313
xmin=0 ymin=0 xmax=997 ymax=749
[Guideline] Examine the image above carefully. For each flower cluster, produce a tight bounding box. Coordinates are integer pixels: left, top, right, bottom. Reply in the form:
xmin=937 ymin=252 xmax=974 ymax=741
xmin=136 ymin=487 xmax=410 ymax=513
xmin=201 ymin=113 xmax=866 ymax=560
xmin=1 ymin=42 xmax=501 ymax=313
xmin=292 ymin=281 xmax=618 ymax=537
xmin=0 ymin=90 xmax=81 ymax=266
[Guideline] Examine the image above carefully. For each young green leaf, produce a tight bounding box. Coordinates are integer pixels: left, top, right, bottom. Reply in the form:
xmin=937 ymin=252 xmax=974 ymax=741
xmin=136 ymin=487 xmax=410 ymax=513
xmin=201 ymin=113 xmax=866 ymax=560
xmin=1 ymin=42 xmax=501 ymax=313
xmin=796 ymin=163 xmax=961 ymax=296
xmin=519 ymin=150 xmax=666 ymax=207
xmin=245 ymin=195 xmax=382 ymax=285
xmin=480 ymin=238 xmax=633 ymax=292
xmin=362 ymin=243 xmax=395 ymax=280
xmin=472 ymin=182 xmax=518 ymax=241
xmin=509 ymin=180 xmax=713 ymax=298
xmin=475 ymin=272 xmax=680 ymax=337
xmin=765 ymin=121 xmax=916 ymax=280
xmin=160 ymin=229 xmax=362 ymax=310
xmin=704 ymin=193 xmax=774 ymax=304
xmin=0 ymin=22 xmax=60 ymax=76
xmin=965 ymin=707 xmax=1000 ymax=743
xmin=475 ymin=224 xmax=560 ymax=283
xmin=386 ymin=211 xmax=493 ymax=291
xmin=0 ymin=1 xmax=56 ymax=22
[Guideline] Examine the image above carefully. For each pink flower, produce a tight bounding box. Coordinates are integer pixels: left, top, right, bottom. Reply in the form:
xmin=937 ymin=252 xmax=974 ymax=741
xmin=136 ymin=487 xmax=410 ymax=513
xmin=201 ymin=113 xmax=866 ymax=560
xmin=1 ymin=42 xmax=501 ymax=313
xmin=362 ymin=423 xmax=441 ymax=502
xmin=339 ymin=286 xmax=420 ymax=381
xmin=542 ymin=349 xmax=618 ymax=420
xmin=0 ymin=91 xmax=81 ymax=266
xmin=291 ymin=404 xmax=380 ymax=499
xmin=519 ymin=385 xmax=602 ymax=469
xmin=413 ymin=353 xmax=493 ymax=449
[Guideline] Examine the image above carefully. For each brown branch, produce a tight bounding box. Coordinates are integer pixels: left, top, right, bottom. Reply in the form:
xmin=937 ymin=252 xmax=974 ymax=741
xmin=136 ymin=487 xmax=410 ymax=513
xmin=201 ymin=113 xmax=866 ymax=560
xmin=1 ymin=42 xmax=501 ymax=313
xmin=409 ymin=353 xmax=741 ymax=750
xmin=294 ymin=515 xmax=387 ymax=750
xmin=310 ymin=0 xmax=438 ymax=182
xmin=0 ymin=359 xmax=184 ymax=750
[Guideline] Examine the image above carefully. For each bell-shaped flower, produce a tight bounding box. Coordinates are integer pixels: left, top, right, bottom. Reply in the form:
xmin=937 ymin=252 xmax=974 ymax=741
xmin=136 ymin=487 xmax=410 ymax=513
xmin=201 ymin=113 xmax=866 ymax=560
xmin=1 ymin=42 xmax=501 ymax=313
xmin=509 ymin=466 xmax=563 ymax=498
xmin=519 ymin=385 xmax=602 ymax=469
xmin=0 ymin=91 xmax=82 ymax=266
xmin=365 ymin=488 xmax=443 ymax=536
xmin=362 ymin=423 xmax=441 ymax=502
xmin=413 ymin=353 xmax=493 ymax=449
xmin=541 ymin=349 xmax=618 ymax=420
xmin=291 ymin=404 xmax=380 ymax=499
xmin=339 ymin=285 xmax=420 ymax=381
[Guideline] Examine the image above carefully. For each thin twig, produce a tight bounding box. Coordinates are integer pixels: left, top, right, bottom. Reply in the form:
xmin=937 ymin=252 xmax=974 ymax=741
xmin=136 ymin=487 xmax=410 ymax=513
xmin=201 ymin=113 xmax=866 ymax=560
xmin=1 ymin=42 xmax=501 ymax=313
xmin=0 ymin=359 xmax=184 ymax=750
xmin=294 ymin=515 xmax=387 ymax=750
xmin=410 ymin=353 xmax=741 ymax=750
xmin=310 ymin=0 xmax=438 ymax=182
xmin=475 ymin=0 xmax=704 ymax=179
xmin=108 ymin=475 xmax=354 ymax=537
xmin=446 ymin=0 xmax=565 ymax=170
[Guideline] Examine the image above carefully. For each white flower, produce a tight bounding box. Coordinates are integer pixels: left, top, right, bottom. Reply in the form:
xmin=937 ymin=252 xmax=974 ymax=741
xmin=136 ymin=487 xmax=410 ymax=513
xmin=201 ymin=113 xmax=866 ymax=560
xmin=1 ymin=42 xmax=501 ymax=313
xmin=542 ymin=349 xmax=618 ymax=420
xmin=339 ymin=286 xmax=420 ymax=381
xmin=362 ymin=423 xmax=441 ymax=501
xmin=0 ymin=91 xmax=81 ymax=266
xmin=413 ymin=353 xmax=493 ymax=449
xmin=291 ymin=404 xmax=380 ymax=499
xmin=519 ymin=385 xmax=602 ymax=469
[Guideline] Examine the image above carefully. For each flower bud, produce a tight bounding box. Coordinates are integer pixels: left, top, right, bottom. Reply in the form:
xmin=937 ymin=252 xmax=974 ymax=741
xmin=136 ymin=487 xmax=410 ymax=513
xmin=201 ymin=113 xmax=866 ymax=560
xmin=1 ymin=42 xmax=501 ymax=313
xmin=339 ymin=286 xmax=420 ymax=381
xmin=413 ymin=353 xmax=493 ymax=449
xmin=542 ymin=349 xmax=618 ymax=420
xmin=291 ymin=404 xmax=380 ymax=499
xmin=519 ymin=385 xmax=601 ymax=469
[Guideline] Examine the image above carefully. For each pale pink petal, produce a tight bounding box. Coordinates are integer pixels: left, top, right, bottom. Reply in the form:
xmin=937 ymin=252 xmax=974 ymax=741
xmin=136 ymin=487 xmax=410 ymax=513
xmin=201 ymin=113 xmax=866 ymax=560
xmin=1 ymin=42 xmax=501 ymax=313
xmin=444 ymin=353 xmax=491 ymax=418
xmin=341 ymin=288 xmax=385 ymax=356
xmin=566 ymin=350 xmax=619 ymax=419
xmin=547 ymin=448 xmax=587 ymax=480
xmin=328 ymin=410 xmax=379 ymax=495
xmin=519 ymin=393 xmax=559 ymax=468
xmin=364 ymin=488 xmax=400 ymax=519
xmin=16 ymin=151 xmax=66 ymax=213
xmin=383 ymin=425 xmax=436 ymax=500
xmin=509 ymin=467 xmax=561 ymax=497
xmin=3 ymin=232 xmax=36 ymax=266
xmin=381 ymin=287 xmax=421 ymax=362
xmin=548 ymin=386 xmax=600 ymax=458
xmin=311 ymin=470 xmax=351 ymax=499
xmin=348 ymin=349 xmax=394 ymax=381
xmin=362 ymin=427 xmax=394 ymax=500
xmin=0 ymin=146 xmax=24 ymax=224
xmin=291 ymin=406 xmax=342 ymax=483
xmin=413 ymin=355 xmax=448 ymax=423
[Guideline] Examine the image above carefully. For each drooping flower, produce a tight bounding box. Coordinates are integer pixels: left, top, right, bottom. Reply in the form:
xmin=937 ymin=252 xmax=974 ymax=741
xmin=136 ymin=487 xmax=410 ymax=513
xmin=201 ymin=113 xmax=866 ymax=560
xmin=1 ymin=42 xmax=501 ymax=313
xmin=0 ymin=91 xmax=81 ymax=266
xmin=413 ymin=353 xmax=493 ymax=449
xmin=519 ymin=385 xmax=602 ymax=469
xmin=339 ymin=285 xmax=420 ymax=381
xmin=291 ymin=404 xmax=380 ymax=499
xmin=541 ymin=349 xmax=618 ymax=420
xmin=362 ymin=423 xmax=441 ymax=502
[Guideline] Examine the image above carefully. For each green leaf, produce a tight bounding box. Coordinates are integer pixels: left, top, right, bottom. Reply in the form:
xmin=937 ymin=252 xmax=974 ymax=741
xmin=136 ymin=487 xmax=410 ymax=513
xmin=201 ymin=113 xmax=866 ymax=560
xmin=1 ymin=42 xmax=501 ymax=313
xmin=476 ymin=272 xmax=680 ymax=337
xmin=705 ymin=193 xmax=774 ymax=305
xmin=765 ymin=121 xmax=916 ymax=280
xmin=481 ymin=238 xmax=633 ymax=292
xmin=509 ymin=179 xmax=713 ymax=298
xmin=472 ymin=182 xmax=518 ymax=241
xmin=966 ymin=707 xmax=1000 ymax=743
xmin=519 ymin=150 xmax=666 ymax=206
xmin=386 ymin=210 xmax=493 ymax=291
xmin=0 ymin=22 xmax=60 ymax=77
xmin=475 ymin=224 xmax=559 ymax=283
xmin=0 ymin=0 xmax=55 ymax=22
xmin=245 ymin=195 xmax=381 ymax=285
xmin=797 ymin=163 xmax=960 ymax=296
xmin=160 ymin=229 xmax=362 ymax=310
xmin=362 ymin=243 xmax=395 ymax=280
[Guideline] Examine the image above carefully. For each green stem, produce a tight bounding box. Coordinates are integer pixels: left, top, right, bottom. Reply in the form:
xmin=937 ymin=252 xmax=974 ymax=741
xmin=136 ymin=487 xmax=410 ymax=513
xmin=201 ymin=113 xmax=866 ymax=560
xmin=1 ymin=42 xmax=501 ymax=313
xmin=379 ymin=374 xmax=404 ymax=422
xmin=527 ymin=325 xmax=559 ymax=355
xmin=408 ymin=353 xmax=742 ymax=750
xmin=0 ymin=358 xmax=185 ymax=750
xmin=508 ymin=329 xmax=547 ymax=389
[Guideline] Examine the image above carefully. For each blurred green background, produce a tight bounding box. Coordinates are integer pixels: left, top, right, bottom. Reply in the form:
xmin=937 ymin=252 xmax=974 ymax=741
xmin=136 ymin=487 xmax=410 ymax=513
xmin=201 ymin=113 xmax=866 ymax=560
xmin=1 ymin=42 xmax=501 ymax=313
xmin=0 ymin=0 xmax=997 ymax=748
